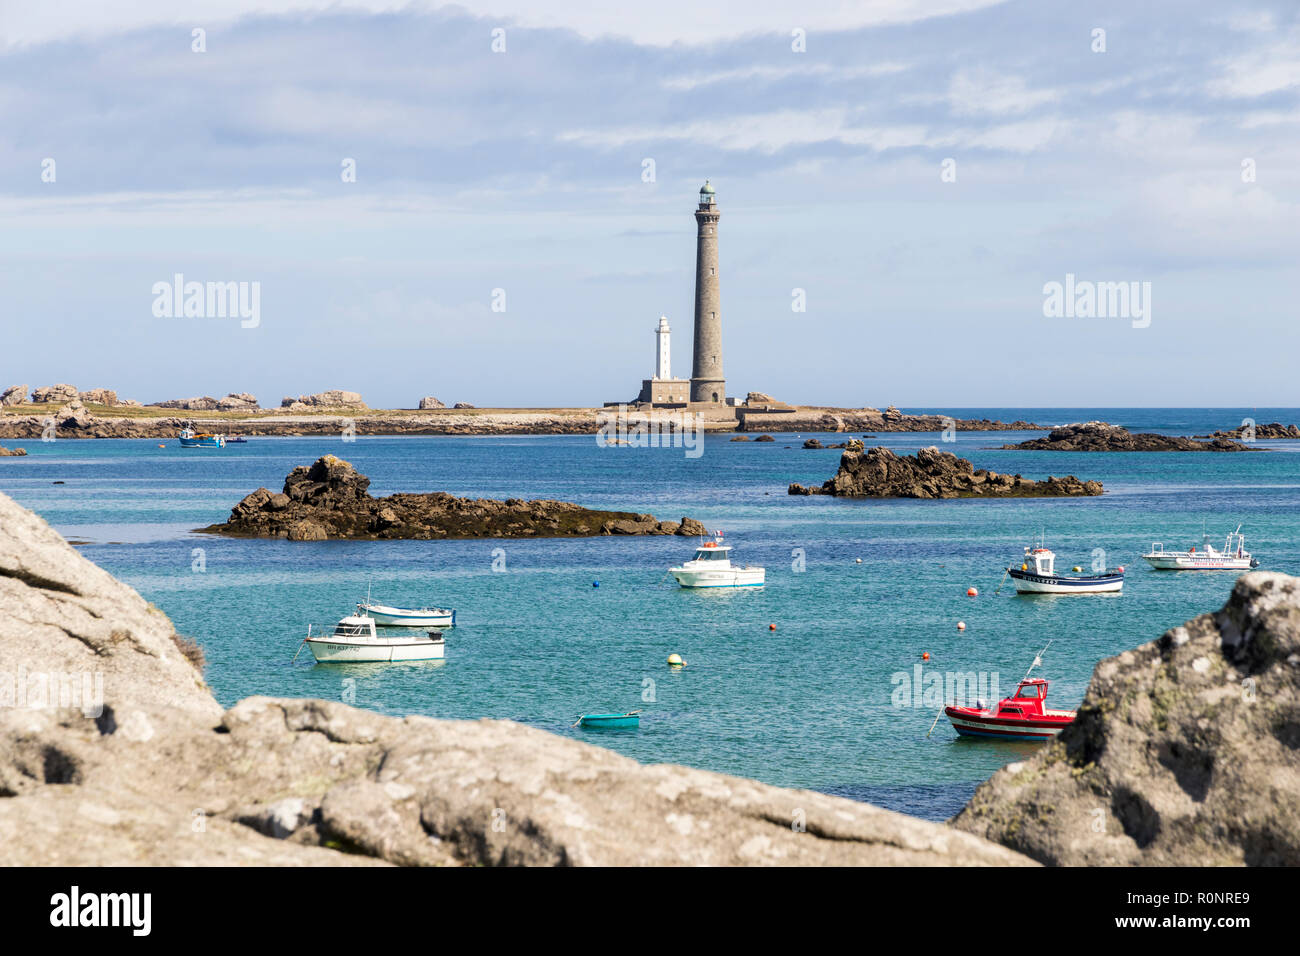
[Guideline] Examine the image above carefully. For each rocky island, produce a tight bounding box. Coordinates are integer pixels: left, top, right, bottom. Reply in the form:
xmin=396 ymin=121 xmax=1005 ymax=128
xmin=1196 ymin=422 xmax=1300 ymax=440
xmin=0 ymin=444 xmax=25 ymax=456
xmin=788 ymin=444 xmax=1103 ymax=499
xmin=1001 ymin=422 xmax=1252 ymax=452
xmin=200 ymin=455 xmax=708 ymax=540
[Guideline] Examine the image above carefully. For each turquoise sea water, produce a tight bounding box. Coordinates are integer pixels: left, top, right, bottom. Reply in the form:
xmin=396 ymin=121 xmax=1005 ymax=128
xmin=3 ymin=407 xmax=1298 ymax=821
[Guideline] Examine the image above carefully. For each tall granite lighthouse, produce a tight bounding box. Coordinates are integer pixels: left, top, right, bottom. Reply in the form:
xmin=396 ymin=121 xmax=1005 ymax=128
xmin=690 ymin=181 xmax=725 ymax=405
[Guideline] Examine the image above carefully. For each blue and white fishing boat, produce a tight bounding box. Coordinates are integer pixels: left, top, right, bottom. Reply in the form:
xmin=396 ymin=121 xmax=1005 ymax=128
xmin=669 ymin=534 xmax=765 ymax=588
xmin=356 ymin=602 xmax=456 ymax=628
xmin=178 ymin=427 xmax=225 ymax=448
xmin=1007 ymin=544 xmax=1123 ymax=594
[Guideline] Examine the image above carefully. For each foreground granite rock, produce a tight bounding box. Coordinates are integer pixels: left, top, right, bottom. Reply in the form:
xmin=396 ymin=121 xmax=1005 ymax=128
xmin=953 ymin=572 xmax=1300 ymax=865
xmin=0 ymin=444 xmax=26 ymax=456
xmin=1003 ymin=422 xmax=1252 ymax=452
xmin=201 ymin=455 xmax=709 ymax=540
xmin=789 ymin=446 xmax=1103 ymax=499
xmin=0 ymin=490 xmax=1029 ymax=866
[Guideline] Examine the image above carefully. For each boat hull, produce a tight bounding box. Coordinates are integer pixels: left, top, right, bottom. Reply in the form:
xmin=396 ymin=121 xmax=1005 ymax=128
xmin=577 ymin=714 xmax=640 ymax=729
xmin=306 ymin=638 xmax=444 ymax=663
xmin=945 ymin=707 xmax=1074 ymax=741
xmin=670 ymin=568 xmax=765 ymax=588
xmin=1008 ymin=568 xmax=1123 ymax=593
xmin=358 ymin=604 xmax=456 ymax=627
xmin=1142 ymin=554 xmax=1255 ymax=571
xmin=178 ymin=437 xmax=225 ymax=448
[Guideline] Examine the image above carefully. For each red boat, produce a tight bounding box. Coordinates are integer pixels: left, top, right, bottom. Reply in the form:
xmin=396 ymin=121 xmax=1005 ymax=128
xmin=944 ymin=677 xmax=1076 ymax=741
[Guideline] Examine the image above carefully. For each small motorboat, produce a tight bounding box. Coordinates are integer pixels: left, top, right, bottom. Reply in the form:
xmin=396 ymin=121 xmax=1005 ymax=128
xmin=669 ymin=534 xmax=765 ymax=588
xmin=944 ymin=677 xmax=1076 ymax=741
xmin=1007 ymin=544 xmax=1123 ymax=594
xmin=575 ymin=711 xmax=640 ymax=730
xmin=1142 ymin=525 xmax=1259 ymax=571
xmin=301 ymin=616 xmax=445 ymax=663
xmin=357 ymin=602 xmax=456 ymax=628
xmin=178 ymin=427 xmax=225 ymax=448
xmin=226 ymin=435 xmax=248 ymax=443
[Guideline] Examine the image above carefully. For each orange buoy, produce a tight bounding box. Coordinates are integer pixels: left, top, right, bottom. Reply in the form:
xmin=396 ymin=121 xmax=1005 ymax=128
xmin=769 ymin=623 xmax=776 ymax=631
xmin=966 ymin=587 xmax=978 ymax=597
xmin=957 ymin=621 xmax=966 ymax=631
xmin=922 ymin=652 xmax=930 ymax=661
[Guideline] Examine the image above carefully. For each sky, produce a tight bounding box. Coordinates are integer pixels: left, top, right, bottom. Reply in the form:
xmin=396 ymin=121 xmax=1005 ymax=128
xmin=1 ymin=1 xmax=1297 ymax=409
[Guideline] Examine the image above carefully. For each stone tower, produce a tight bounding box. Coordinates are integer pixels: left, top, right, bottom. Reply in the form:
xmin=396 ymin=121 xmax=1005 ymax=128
xmin=654 ymin=316 xmax=671 ymax=380
xmin=690 ymin=181 xmax=725 ymax=404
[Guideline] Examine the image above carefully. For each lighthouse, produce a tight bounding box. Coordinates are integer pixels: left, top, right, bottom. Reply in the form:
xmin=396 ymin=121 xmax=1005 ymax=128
xmin=690 ymin=180 xmax=725 ymax=404
xmin=654 ymin=316 xmax=671 ymax=380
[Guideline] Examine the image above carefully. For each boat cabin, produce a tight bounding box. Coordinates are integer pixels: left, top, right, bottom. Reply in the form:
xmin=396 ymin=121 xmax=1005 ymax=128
xmin=1021 ymin=547 xmax=1056 ymax=576
xmin=690 ymin=541 xmax=733 ymax=563
xmin=995 ymin=678 xmax=1049 ymax=717
xmin=332 ymin=616 xmax=378 ymax=639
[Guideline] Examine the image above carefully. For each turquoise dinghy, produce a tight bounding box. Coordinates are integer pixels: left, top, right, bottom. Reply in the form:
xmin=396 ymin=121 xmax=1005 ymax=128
xmin=575 ymin=711 xmax=640 ymax=729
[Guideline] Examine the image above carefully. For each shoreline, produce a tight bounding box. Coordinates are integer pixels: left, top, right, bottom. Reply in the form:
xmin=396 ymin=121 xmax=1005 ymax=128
xmin=0 ymin=404 xmax=1046 ymax=440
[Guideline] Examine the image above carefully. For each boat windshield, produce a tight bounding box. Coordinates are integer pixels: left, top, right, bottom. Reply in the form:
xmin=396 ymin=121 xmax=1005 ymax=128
xmin=693 ymin=549 xmax=729 ymax=561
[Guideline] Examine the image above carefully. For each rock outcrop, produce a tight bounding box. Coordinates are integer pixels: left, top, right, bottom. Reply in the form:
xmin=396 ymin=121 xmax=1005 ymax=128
xmin=78 ymin=388 xmax=118 ymax=406
xmin=281 ymin=390 xmax=366 ymax=411
xmin=453 ymin=402 xmax=475 ymax=409
xmin=418 ymin=397 xmax=445 ymax=410
xmin=30 ymin=384 xmax=79 ymax=404
xmin=0 ymin=444 xmax=26 ymax=456
xmin=788 ymin=446 xmax=1103 ymax=499
xmin=0 ymin=489 xmax=1029 ymax=866
xmin=953 ymin=572 xmax=1300 ymax=866
xmin=1003 ymin=422 xmax=1252 ymax=452
xmin=1196 ymin=422 xmax=1300 ymax=441
xmin=201 ymin=456 xmax=709 ymax=540
xmin=151 ymin=393 xmax=259 ymax=411
xmin=1 ymin=385 xmax=27 ymax=406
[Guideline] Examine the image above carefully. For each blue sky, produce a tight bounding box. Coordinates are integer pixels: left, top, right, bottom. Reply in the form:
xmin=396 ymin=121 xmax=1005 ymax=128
xmin=1 ymin=1 xmax=1297 ymax=408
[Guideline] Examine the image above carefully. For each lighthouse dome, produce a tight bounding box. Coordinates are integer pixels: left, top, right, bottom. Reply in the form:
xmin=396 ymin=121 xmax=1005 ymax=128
xmin=699 ymin=181 xmax=715 ymax=195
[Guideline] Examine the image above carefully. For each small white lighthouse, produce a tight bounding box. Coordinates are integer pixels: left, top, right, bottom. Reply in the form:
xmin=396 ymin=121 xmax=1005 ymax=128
xmin=654 ymin=316 xmax=671 ymax=380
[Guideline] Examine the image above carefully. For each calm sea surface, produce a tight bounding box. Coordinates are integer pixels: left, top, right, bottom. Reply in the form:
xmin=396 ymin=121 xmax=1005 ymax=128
xmin=3 ymin=407 xmax=1297 ymax=821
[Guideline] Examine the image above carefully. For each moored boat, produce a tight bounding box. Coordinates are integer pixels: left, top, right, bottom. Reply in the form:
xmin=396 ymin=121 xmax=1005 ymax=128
xmin=944 ymin=677 xmax=1076 ymax=741
xmin=575 ymin=711 xmax=640 ymax=729
xmin=178 ymin=427 xmax=226 ymax=448
xmin=669 ymin=534 xmax=765 ymax=588
xmin=1142 ymin=526 xmax=1259 ymax=571
xmin=1007 ymin=544 xmax=1123 ymax=593
xmin=357 ymin=602 xmax=456 ymax=628
xmin=302 ymin=616 xmax=445 ymax=663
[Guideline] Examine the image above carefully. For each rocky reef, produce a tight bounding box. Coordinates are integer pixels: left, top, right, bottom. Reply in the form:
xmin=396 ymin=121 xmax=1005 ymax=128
xmin=788 ymin=445 xmax=1103 ymax=499
xmin=953 ymin=572 xmax=1300 ymax=865
xmin=150 ymin=393 xmax=259 ymax=411
xmin=281 ymin=390 xmax=367 ymax=411
xmin=0 ymin=489 xmax=1029 ymax=866
xmin=201 ymin=455 xmax=709 ymax=540
xmin=1002 ymin=422 xmax=1252 ymax=452
xmin=1196 ymin=422 xmax=1300 ymax=441
xmin=0 ymin=444 xmax=26 ymax=456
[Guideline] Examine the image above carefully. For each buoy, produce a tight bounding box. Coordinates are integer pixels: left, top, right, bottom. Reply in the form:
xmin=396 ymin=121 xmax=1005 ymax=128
xmin=1117 ymin=565 xmax=1125 ymax=573
xmin=769 ymin=623 xmax=776 ymax=631
xmin=592 ymin=581 xmax=600 ymax=588
xmin=922 ymin=652 xmax=930 ymax=661
xmin=1072 ymin=566 xmax=1082 ymax=573
xmin=957 ymin=621 xmax=966 ymax=631
xmin=1021 ymin=563 xmax=1028 ymax=571
xmin=855 ymin=558 xmax=863 ymax=564
xmin=157 ymin=443 xmax=165 ymax=448
xmin=966 ymin=587 xmax=978 ymax=597
xmin=667 ymin=653 xmax=684 ymax=666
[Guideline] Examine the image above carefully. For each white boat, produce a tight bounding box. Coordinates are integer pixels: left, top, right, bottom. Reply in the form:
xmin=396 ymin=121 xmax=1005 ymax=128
xmin=303 ymin=616 xmax=445 ymax=663
xmin=357 ymin=602 xmax=456 ymax=628
xmin=1007 ymin=545 xmax=1124 ymax=594
xmin=669 ymin=535 xmax=765 ymax=588
xmin=1142 ymin=526 xmax=1259 ymax=571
